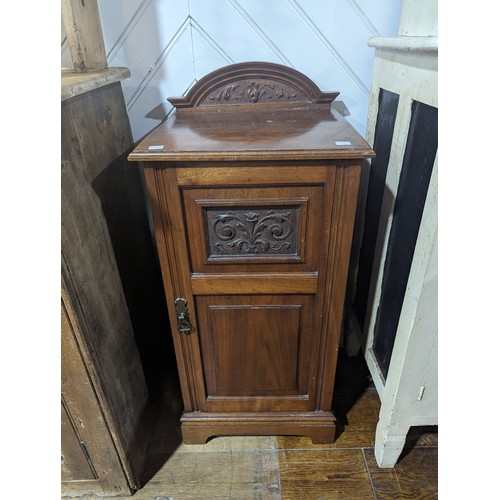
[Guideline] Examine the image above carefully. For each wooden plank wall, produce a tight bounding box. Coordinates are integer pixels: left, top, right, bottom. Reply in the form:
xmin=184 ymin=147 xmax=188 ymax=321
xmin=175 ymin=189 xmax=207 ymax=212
xmin=61 ymin=81 xmax=159 ymax=490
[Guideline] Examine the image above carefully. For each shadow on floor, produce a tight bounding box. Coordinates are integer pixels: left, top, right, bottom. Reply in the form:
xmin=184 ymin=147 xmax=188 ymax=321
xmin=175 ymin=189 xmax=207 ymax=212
xmin=137 ymin=363 xmax=184 ymax=488
xmin=138 ymin=346 xmax=376 ymax=487
xmin=332 ymin=347 xmax=374 ymax=441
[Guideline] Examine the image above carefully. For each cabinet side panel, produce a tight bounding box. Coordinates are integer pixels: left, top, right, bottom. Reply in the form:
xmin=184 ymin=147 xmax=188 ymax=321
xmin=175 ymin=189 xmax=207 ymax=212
xmin=143 ymin=166 xmax=209 ymax=412
xmin=317 ymin=163 xmax=362 ymax=410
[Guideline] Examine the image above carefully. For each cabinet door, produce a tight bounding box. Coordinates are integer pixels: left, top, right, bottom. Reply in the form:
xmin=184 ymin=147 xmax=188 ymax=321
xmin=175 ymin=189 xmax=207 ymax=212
xmin=195 ymin=295 xmax=319 ymax=412
xmin=145 ymin=165 xmax=342 ymax=414
xmin=183 ymin=182 xmax=326 ymax=412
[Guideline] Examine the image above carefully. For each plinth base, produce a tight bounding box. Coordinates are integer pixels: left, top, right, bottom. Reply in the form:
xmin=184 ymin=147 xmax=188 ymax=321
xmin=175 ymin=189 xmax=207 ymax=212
xmin=180 ymin=411 xmax=336 ymax=444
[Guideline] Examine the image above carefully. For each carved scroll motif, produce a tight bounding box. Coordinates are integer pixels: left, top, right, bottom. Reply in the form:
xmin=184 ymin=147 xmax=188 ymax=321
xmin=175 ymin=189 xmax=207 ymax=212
xmin=209 ymin=209 xmax=297 ymax=255
xmin=167 ymin=62 xmax=340 ymax=109
xmin=208 ymin=81 xmax=298 ymax=104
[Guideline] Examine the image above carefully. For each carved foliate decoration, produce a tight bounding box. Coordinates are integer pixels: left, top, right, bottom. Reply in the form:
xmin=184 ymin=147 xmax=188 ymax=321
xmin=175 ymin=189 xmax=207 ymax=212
xmin=208 ymin=81 xmax=298 ymax=105
xmin=167 ymin=61 xmax=339 ymax=110
xmin=205 ymin=208 xmax=299 ymax=257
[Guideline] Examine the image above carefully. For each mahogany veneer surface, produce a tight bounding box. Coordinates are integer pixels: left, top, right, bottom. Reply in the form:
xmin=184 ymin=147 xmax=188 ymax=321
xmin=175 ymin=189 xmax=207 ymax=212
xmin=129 ymin=62 xmax=374 ymax=444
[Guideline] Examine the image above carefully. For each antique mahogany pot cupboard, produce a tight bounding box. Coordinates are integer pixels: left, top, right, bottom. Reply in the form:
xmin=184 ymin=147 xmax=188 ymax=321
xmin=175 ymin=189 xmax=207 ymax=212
xmin=129 ymin=62 xmax=375 ymax=444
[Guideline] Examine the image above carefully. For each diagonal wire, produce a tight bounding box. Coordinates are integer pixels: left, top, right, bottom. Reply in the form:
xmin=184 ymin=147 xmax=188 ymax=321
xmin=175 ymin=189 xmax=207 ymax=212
xmin=287 ymin=0 xmax=370 ymax=96
xmin=126 ymin=16 xmax=191 ymax=110
xmin=190 ymin=18 xmax=235 ymax=66
xmin=347 ymin=0 xmax=381 ymax=37
xmin=226 ymin=0 xmax=294 ymax=67
xmin=106 ymin=0 xmax=154 ymax=63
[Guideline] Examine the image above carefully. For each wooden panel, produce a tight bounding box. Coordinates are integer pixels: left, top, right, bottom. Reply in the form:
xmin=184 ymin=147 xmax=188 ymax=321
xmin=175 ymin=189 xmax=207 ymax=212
xmin=143 ymin=166 xmax=209 ymax=413
xmin=316 ymin=162 xmax=363 ymax=410
xmin=195 ymin=295 xmax=318 ymax=411
xmin=74 ymin=81 xmax=173 ymax=389
xmin=61 ymin=402 xmax=95 ymax=482
xmin=61 ymin=82 xmax=132 ymax=181
xmin=182 ymin=185 xmax=325 ymax=273
xmin=203 ymin=202 xmax=303 ymax=262
xmin=176 ymin=164 xmax=328 ymax=186
xmin=191 ymin=272 xmax=318 ymax=295
xmin=61 ymin=81 xmax=150 ymax=489
xmin=61 ymin=298 xmax=131 ymax=496
xmin=209 ymin=305 xmax=300 ymax=393
xmin=129 ymin=107 xmax=375 ymax=162
xmin=168 ymin=61 xmax=339 ymax=109
xmin=61 ymin=0 xmax=107 ymax=71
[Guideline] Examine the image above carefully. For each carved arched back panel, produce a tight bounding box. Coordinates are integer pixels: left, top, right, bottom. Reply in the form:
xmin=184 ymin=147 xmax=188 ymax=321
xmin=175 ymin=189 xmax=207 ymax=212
xmin=168 ymin=62 xmax=339 ymax=111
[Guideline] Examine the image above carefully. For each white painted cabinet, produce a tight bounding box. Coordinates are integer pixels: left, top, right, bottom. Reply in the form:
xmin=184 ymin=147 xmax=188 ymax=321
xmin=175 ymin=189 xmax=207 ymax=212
xmin=346 ymin=0 xmax=437 ymax=467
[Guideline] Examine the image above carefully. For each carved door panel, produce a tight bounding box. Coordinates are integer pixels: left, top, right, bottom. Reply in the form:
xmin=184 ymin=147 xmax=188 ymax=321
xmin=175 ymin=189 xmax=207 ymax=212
xmin=182 ymin=185 xmax=324 ymax=273
xmin=178 ymin=180 xmax=330 ymax=412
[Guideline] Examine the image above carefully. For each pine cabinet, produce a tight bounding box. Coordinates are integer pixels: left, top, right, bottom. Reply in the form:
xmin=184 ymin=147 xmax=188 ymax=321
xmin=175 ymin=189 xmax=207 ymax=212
xmin=128 ymin=62 xmax=374 ymax=444
xmin=62 ymin=71 xmax=149 ymax=496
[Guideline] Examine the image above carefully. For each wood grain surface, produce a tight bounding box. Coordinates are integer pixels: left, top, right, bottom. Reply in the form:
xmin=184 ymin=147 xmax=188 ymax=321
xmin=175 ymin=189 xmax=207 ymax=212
xmin=90 ymin=353 xmax=438 ymax=499
xmin=61 ymin=82 xmax=149 ymax=469
xmin=279 ymin=449 xmax=375 ymax=499
xmin=128 ymin=63 xmax=373 ymax=162
xmin=129 ymin=107 xmax=375 ymax=162
xmin=131 ymin=62 xmax=373 ymax=446
xmin=61 ymin=0 xmax=107 ymax=72
xmin=364 ymin=447 xmax=438 ymax=499
xmin=61 ymin=76 xmax=162 ymax=495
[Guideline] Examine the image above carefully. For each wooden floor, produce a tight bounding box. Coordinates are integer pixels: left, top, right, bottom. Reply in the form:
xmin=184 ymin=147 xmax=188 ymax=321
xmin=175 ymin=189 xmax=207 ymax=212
xmin=81 ymin=350 xmax=438 ymax=499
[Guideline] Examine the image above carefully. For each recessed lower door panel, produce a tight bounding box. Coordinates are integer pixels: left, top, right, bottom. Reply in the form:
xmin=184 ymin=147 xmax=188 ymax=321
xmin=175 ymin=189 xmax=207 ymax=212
xmin=195 ymin=295 xmax=320 ymax=412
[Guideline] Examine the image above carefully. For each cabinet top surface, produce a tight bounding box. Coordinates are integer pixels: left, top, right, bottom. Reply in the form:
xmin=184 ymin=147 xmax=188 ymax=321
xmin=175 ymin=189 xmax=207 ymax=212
xmin=128 ymin=62 xmax=375 ymax=163
xmin=129 ymin=107 xmax=374 ymax=162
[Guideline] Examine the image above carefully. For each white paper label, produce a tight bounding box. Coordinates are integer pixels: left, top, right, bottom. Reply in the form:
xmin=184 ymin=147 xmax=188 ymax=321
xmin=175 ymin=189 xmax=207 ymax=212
xmin=335 ymin=141 xmax=352 ymax=146
xmin=148 ymin=145 xmax=164 ymax=150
